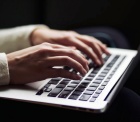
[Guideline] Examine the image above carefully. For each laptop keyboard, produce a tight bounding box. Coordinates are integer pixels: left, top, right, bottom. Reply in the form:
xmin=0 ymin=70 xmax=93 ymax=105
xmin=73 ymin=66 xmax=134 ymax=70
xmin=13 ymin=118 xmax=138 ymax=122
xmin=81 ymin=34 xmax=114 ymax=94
xmin=36 ymin=54 xmax=126 ymax=102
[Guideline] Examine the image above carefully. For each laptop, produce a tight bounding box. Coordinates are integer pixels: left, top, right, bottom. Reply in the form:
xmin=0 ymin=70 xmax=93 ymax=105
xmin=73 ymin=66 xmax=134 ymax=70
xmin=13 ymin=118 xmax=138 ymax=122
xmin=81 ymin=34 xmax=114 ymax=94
xmin=0 ymin=46 xmax=140 ymax=113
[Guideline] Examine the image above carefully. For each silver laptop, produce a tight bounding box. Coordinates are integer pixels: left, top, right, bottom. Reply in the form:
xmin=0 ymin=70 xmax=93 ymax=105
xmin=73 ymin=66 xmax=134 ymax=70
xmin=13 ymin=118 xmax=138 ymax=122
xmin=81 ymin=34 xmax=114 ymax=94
xmin=0 ymin=46 xmax=139 ymax=113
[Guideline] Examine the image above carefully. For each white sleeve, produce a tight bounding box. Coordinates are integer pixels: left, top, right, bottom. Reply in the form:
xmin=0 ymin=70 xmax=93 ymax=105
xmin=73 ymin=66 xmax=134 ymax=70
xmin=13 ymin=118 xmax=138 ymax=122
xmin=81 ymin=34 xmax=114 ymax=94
xmin=0 ymin=53 xmax=10 ymax=85
xmin=0 ymin=24 xmax=48 ymax=85
xmin=0 ymin=24 xmax=48 ymax=54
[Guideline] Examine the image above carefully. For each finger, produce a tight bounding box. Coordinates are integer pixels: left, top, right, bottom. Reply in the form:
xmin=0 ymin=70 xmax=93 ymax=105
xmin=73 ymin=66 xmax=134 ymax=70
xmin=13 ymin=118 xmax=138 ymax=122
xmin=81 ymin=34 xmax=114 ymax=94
xmin=76 ymin=35 xmax=104 ymax=64
xmin=45 ymin=56 xmax=87 ymax=76
xmin=74 ymin=32 xmax=110 ymax=55
xmin=66 ymin=37 xmax=102 ymax=65
xmin=42 ymin=42 xmax=68 ymax=49
xmin=86 ymin=37 xmax=111 ymax=55
xmin=46 ymin=68 xmax=82 ymax=80
xmin=95 ymin=41 xmax=111 ymax=55
xmin=46 ymin=34 xmax=102 ymax=65
xmin=46 ymin=48 xmax=89 ymax=71
xmin=44 ymin=42 xmax=77 ymax=50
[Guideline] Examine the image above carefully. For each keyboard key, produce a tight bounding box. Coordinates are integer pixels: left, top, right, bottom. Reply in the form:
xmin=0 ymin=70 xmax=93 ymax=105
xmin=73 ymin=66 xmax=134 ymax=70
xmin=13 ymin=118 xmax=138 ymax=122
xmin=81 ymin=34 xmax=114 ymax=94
xmin=48 ymin=78 xmax=61 ymax=85
xmin=81 ymin=81 xmax=90 ymax=86
xmin=44 ymin=84 xmax=50 ymax=88
xmin=64 ymin=87 xmax=75 ymax=91
xmin=43 ymin=87 xmax=52 ymax=92
xmin=60 ymin=79 xmax=71 ymax=85
xmin=88 ymin=73 xmax=96 ymax=77
xmin=72 ymin=90 xmax=82 ymax=96
xmin=90 ymin=83 xmax=99 ymax=87
xmin=75 ymin=87 xmax=85 ymax=92
xmin=56 ymin=84 xmax=66 ymax=88
xmin=96 ymin=77 xmax=104 ymax=80
xmin=71 ymin=80 xmax=81 ymax=84
xmin=79 ymin=94 xmax=91 ymax=101
xmin=89 ymin=97 xmax=96 ymax=102
xmin=101 ymin=82 xmax=108 ymax=86
xmin=92 ymin=93 xmax=99 ymax=98
xmin=98 ymin=73 xmax=106 ymax=77
xmin=114 ymin=55 xmax=120 ymax=59
xmin=36 ymin=89 xmax=43 ymax=95
xmin=103 ymin=54 xmax=111 ymax=62
xmin=83 ymin=90 xmax=94 ymax=95
xmin=104 ymin=79 xmax=110 ymax=82
xmin=95 ymin=90 xmax=102 ymax=94
xmin=86 ymin=87 xmax=97 ymax=91
xmin=58 ymin=90 xmax=72 ymax=98
xmin=93 ymin=80 xmax=102 ymax=84
xmin=69 ymin=94 xmax=79 ymax=100
xmin=92 ymin=69 xmax=99 ymax=74
xmin=101 ymin=70 xmax=108 ymax=74
xmin=107 ymin=75 xmax=112 ymax=79
xmin=48 ymin=88 xmax=63 ymax=97
xmin=67 ymin=84 xmax=78 ymax=88
xmin=107 ymin=63 xmax=114 ymax=67
xmin=99 ymin=86 xmax=105 ymax=90
xmin=104 ymin=67 xmax=111 ymax=70
xmin=78 ymin=83 xmax=88 ymax=88
xmin=85 ymin=77 xmax=93 ymax=81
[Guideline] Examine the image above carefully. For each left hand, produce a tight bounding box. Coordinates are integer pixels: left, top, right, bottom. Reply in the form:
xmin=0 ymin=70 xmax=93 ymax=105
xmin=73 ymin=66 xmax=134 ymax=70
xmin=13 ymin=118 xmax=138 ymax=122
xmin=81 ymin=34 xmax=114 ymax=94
xmin=30 ymin=28 xmax=110 ymax=65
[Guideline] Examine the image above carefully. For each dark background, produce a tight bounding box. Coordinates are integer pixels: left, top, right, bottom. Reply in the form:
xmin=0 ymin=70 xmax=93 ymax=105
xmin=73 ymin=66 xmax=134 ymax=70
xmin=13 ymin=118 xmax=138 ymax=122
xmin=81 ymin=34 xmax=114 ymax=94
xmin=0 ymin=1 xmax=140 ymax=119
xmin=0 ymin=0 xmax=139 ymax=49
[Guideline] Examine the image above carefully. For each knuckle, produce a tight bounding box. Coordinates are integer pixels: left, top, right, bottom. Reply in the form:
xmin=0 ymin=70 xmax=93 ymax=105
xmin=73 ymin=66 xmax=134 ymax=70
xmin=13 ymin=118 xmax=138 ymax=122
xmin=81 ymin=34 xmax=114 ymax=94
xmin=68 ymin=49 xmax=76 ymax=56
xmin=81 ymin=44 xmax=89 ymax=50
xmin=88 ymin=40 xmax=95 ymax=46
xmin=38 ymin=44 xmax=52 ymax=55
xmin=63 ymin=33 xmax=74 ymax=40
xmin=38 ymin=43 xmax=48 ymax=50
xmin=65 ymin=35 xmax=72 ymax=40
xmin=39 ymin=45 xmax=47 ymax=52
xmin=41 ymin=42 xmax=49 ymax=46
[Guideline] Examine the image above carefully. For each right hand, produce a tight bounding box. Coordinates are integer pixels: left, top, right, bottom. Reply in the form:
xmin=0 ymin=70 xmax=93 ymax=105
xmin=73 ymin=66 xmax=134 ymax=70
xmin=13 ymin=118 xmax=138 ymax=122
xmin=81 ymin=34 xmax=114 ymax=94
xmin=30 ymin=28 xmax=110 ymax=65
xmin=7 ymin=42 xmax=89 ymax=85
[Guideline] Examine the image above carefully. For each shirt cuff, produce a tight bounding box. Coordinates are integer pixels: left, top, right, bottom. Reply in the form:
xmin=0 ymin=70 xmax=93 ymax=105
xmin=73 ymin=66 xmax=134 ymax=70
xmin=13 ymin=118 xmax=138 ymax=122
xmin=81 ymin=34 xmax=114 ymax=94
xmin=11 ymin=24 xmax=49 ymax=50
xmin=0 ymin=53 xmax=10 ymax=85
xmin=0 ymin=24 xmax=48 ymax=53
xmin=19 ymin=24 xmax=48 ymax=45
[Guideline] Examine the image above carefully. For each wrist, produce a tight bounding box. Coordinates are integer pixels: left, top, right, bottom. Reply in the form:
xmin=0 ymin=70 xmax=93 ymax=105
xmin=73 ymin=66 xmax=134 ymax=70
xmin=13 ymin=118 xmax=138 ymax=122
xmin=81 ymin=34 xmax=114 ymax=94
xmin=29 ymin=27 xmax=49 ymax=46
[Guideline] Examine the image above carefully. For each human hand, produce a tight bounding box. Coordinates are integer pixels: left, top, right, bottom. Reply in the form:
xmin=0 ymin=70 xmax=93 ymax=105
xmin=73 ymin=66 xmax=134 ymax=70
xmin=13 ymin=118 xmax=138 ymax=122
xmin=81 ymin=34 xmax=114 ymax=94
xmin=30 ymin=28 xmax=110 ymax=65
xmin=7 ymin=42 xmax=89 ymax=85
